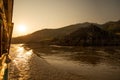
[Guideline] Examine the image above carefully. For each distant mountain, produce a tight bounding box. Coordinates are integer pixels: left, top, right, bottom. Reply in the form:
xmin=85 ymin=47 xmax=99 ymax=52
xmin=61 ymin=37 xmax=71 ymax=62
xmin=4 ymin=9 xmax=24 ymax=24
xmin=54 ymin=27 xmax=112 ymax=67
xmin=12 ymin=22 xmax=92 ymax=43
xmin=12 ymin=20 xmax=120 ymax=46
xmin=102 ymin=20 xmax=120 ymax=35
xmin=54 ymin=24 xmax=120 ymax=46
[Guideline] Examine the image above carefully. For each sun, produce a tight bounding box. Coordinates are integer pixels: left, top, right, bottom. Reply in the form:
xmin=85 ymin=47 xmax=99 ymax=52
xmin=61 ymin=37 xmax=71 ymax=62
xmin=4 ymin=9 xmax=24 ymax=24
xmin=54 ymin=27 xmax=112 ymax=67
xmin=18 ymin=25 xmax=26 ymax=33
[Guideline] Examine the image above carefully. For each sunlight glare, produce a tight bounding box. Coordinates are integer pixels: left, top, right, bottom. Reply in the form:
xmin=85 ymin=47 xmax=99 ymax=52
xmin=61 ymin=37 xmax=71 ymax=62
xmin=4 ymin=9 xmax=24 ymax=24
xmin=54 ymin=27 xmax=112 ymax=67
xmin=17 ymin=25 xmax=26 ymax=33
xmin=26 ymin=50 xmax=33 ymax=56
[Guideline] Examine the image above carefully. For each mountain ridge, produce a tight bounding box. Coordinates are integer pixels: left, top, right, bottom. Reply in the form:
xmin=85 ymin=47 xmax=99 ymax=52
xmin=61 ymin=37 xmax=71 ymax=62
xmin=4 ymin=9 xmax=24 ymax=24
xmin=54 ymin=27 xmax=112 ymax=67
xmin=12 ymin=20 xmax=120 ymax=46
xmin=54 ymin=24 xmax=120 ymax=46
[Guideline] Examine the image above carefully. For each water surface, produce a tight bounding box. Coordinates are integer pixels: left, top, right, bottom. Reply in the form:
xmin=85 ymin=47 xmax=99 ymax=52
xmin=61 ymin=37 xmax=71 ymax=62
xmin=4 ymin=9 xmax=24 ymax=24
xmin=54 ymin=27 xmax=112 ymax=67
xmin=9 ymin=44 xmax=120 ymax=80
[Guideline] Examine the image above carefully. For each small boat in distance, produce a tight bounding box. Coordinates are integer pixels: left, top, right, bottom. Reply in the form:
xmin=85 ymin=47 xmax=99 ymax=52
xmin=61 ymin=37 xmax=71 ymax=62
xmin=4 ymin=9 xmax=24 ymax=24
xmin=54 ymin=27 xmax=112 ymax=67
xmin=0 ymin=0 xmax=14 ymax=79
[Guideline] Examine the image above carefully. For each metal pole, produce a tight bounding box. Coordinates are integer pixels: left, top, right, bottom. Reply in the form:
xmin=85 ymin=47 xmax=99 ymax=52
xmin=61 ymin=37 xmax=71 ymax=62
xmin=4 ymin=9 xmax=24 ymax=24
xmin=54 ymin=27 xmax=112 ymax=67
xmin=8 ymin=23 xmax=13 ymax=54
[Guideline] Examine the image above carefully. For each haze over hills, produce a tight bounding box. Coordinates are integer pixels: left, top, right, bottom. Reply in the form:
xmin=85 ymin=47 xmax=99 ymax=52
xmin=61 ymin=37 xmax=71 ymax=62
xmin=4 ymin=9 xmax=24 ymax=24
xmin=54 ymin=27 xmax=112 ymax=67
xmin=12 ymin=20 xmax=120 ymax=46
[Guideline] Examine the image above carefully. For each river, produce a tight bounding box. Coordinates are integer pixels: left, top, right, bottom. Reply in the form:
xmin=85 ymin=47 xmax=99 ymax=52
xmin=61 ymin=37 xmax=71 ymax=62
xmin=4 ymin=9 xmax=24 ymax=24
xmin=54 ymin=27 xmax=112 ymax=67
xmin=8 ymin=44 xmax=120 ymax=80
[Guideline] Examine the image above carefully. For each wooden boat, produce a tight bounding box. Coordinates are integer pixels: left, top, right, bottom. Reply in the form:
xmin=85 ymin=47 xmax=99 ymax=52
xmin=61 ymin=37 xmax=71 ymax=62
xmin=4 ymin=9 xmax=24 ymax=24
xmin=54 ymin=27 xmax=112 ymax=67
xmin=0 ymin=0 xmax=14 ymax=79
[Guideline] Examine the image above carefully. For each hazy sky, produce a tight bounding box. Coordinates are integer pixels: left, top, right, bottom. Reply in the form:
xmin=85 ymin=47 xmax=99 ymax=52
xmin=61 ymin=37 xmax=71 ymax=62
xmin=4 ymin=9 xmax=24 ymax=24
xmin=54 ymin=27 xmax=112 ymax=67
xmin=13 ymin=0 xmax=120 ymax=37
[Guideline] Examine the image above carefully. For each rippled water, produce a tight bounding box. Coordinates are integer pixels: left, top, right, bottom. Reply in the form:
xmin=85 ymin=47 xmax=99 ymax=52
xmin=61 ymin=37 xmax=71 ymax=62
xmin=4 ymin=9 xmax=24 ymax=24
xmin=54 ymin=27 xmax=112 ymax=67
xmin=9 ymin=44 xmax=33 ymax=79
xmin=9 ymin=44 xmax=120 ymax=80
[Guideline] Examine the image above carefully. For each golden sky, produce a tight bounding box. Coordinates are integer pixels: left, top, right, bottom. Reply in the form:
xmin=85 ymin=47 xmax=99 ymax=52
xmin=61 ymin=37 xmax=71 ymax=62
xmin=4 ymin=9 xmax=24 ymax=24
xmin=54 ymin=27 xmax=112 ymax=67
xmin=12 ymin=0 xmax=120 ymax=37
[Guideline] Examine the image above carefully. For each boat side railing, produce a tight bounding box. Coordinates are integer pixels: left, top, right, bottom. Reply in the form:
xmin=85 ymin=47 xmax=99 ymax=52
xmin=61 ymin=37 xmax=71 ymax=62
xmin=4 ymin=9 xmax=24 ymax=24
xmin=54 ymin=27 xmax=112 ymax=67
xmin=0 ymin=0 xmax=14 ymax=79
xmin=0 ymin=0 xmax=14 ymax=56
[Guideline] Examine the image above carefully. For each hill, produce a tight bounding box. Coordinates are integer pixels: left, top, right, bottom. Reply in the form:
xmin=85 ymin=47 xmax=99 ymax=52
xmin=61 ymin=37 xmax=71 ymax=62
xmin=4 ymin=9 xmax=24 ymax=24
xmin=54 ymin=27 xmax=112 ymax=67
xmin=12 ymin=20 xmax=120 ymax=46
xmin=12 ymin=22 xmax=92 ymax=43
xmin=102 ymin=20 xmax=120 ymax=35
xmin=54 ymin=24 xmax=120 ymax=46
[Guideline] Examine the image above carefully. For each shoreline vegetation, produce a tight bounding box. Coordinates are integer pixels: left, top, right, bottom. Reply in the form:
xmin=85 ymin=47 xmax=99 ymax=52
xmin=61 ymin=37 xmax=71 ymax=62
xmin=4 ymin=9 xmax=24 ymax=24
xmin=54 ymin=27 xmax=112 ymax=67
xmin=12 ymin=20 xmax=120 ymax=46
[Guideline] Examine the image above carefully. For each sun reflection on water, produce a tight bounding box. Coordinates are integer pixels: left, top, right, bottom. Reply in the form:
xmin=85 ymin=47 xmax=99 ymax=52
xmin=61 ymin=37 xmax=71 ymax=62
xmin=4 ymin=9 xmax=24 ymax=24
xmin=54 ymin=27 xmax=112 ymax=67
xmin=16 ymin=47 xmax=33 ymax=59
xmin=12 ymin=45 xmax=33 ymax=72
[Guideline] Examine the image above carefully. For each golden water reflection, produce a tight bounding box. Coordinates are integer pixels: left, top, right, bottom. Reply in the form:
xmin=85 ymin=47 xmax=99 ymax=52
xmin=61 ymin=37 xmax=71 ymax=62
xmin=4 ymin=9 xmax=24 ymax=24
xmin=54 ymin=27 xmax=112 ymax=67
xmin=13 ymin=46 xmax=33 ymax=64
xmin=9 ymin=44 xmax=120 ymax=80
xmin=9 ymin=44 xmax=33 ymax=79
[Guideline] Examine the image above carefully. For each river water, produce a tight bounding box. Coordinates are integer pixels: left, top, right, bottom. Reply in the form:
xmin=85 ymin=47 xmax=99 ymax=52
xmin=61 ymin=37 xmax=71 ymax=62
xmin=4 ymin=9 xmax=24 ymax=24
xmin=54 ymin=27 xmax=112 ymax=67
xmin=9 ymin=44 xmax=120 ymax=80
